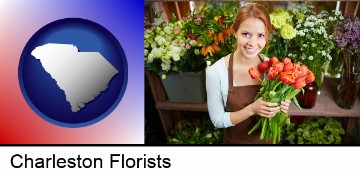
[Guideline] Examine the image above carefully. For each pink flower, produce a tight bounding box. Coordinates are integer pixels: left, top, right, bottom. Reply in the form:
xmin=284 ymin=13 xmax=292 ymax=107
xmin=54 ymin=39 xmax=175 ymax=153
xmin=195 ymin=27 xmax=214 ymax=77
xmin=194 ymin=18 xmax=201 ymax=25
xmin=174 ymin=28 xmax=180 ymax=34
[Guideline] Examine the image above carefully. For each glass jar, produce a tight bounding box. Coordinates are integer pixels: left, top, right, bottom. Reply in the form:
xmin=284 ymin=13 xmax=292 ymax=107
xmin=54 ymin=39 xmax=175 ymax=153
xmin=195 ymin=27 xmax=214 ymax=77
xmin=296 ymin=81 xmax=318 ymax=109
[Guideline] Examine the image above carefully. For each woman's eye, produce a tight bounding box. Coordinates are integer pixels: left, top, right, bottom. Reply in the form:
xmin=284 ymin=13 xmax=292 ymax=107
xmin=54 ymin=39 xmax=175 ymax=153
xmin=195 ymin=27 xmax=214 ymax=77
xmin=258 ymin=34 xmax=265 ymax=38
xmin=242 ymin=33 xmax=251 ymax=37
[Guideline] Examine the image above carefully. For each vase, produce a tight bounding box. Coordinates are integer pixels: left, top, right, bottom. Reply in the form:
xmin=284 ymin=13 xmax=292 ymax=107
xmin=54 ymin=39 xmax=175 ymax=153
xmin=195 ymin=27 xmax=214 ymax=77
xmin=296 ymin=81 xmax=318 ymax=109
xmin=336 ymin=51 xmax=360 ymax=109
xmin=160 ymin=70 xmax=206 ymax=103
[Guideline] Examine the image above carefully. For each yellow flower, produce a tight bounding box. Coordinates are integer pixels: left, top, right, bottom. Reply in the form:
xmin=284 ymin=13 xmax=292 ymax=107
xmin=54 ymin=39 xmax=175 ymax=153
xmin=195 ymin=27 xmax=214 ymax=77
xmin=270 ymin=9 xmax=290 ymax=29
xmin=280 ymin=24 xmax=296 ymax=39
xmin=296 ymin=12 xmax=305 ymax=20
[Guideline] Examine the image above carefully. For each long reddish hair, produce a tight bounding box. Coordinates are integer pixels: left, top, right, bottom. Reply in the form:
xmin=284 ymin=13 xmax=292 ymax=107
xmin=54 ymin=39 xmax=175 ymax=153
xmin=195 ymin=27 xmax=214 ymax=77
xmin=233 ymin=4 xmax=274 ymax=44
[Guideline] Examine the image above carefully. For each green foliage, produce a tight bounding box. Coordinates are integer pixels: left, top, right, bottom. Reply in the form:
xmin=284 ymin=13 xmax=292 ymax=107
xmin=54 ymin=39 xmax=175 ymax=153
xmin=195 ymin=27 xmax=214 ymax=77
xmin=283 ymin=117 xmax=345 ymax=144
xmin=167 ymin=117 xmax=224 ymax=144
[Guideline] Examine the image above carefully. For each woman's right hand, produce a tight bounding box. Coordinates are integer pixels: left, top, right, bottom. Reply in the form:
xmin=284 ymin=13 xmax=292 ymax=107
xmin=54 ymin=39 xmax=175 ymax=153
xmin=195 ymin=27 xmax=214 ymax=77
xmin=250 ymin=97 xmax=280 ymax=118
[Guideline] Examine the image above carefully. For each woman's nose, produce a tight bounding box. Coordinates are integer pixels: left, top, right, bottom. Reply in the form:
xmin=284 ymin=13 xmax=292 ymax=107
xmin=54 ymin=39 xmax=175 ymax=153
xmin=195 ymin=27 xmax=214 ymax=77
xmin=247 ymin=37 xmax=256 ymax=46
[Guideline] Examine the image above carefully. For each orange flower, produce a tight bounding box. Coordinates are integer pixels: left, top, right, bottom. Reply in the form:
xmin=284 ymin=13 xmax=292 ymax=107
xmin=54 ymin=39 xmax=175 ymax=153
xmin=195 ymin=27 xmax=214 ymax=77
xmin=269 ymin=56 xmax=279 ymax=67
xmin=305 ymin=70 xmax=315 ymax=83
xmin=293 ymin=77 xmax=306 ymax=89
xmin=258 ymin=61 xmax=270 ymax=72
xmin=201 ymin=43 xmax=221 ymax=56
xmin=225 ymin=27 xmax=233 ymax=36
xmin=272 ymin=62 xmax=284 ymax=74
xmin=248 ymin=68 xmax=260 ymax=79
xmin=293 ymin=62 xmax=300 ymax=69
xmin=283 ymin=57 xmax=291 ymax=65
xmin=268 ymin=69 xmax=278 ymax=80
xmin=217 ymin=32 xmax=225 ymax=43
xmin=280 ymin=71 xmax=296 ymax=84
xmin=283 ymin=62 xmax=294 ymax=72
xmin=292 ymin=68 xmax=302 ymax=78
xmin=298 ymin=65 xmax=309 ymax=77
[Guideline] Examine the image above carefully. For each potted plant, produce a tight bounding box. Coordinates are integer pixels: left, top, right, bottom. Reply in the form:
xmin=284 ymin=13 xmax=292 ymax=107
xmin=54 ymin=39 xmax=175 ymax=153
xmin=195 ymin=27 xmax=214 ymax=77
xmin=282 ymin=117 xmax=345 ymax=144
xmin=167 ymin=116 xmax=224 ymax=144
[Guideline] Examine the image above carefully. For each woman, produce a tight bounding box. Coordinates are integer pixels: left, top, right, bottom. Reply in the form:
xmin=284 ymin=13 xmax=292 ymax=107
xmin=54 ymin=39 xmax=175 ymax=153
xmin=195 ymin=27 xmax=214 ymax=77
xmin=206 ymin=4 xmax=291 ymax=144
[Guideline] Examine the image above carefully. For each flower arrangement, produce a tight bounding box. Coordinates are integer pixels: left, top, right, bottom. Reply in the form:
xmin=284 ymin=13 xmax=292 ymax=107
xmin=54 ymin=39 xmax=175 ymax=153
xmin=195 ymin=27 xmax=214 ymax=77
xmin=247 ymin=57 xmax=315 ymax=144
xmin=182 ymin=3 xmax=238 ymax=64
xmin=264 ymin=8 xmax=297 ymax=59
xmin=332 ymin=15 xmax=360 ymax=109
xmin=332 ymin=15 xmax=360 ymax=55
xmin=144 ymin=3 xmax=239 ymax=78
xmin=287 ymin=4 xmax=343 ymax=90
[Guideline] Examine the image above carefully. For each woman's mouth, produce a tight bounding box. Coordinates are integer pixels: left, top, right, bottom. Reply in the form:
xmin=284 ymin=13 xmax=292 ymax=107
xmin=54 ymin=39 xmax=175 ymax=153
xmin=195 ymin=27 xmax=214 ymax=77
xmin=244 ymin=46 xmax=257 ymax=54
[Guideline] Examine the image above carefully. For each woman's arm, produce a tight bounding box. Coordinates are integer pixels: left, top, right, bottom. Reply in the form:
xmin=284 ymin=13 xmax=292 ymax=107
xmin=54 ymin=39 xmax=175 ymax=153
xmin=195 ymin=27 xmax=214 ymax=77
xmin=206 ymin=68 xmax=233 ymax=128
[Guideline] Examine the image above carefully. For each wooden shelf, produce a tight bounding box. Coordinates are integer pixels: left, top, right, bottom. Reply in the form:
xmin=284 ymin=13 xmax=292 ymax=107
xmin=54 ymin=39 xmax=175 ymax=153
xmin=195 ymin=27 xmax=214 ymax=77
xmin=156 ymin=101 xmax=207 ymax=112
xmin=155 ymin=77 xmax=360 ymax=117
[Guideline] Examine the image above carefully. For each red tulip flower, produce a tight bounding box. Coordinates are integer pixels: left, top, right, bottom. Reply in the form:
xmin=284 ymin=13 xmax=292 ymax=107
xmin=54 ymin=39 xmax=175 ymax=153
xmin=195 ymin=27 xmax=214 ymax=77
xmin=268 ymin=69 xmax=278 ymax=80
xmin=283 ymin=62 xmax=294 ymax=72
xmin=258 ymin=61 xmax=270 ymax=72
xmin=248 ymin=68 xmax=260 ymax=79
xmin=305 ymin=71 xmax=315 ymax=83
xmin=283 ymin=57 xmax=291 ymax=65
xmin=269 ymin=57 xmax=279 ymax=67
xmin=280 ymin=71 xmax=296 ymax=84
xmin=298 ymin=65 xmax=309 ymax=77
xmin=293 ymin=77 xmax=306 ymax=89
xmin=272 ymin=62 xmax=284 ymax=74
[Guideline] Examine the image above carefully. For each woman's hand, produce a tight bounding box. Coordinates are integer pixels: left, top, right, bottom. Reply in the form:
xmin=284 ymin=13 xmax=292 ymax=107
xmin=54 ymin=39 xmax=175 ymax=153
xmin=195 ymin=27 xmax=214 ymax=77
xmin=280 ymin=100 xmax=291 ymax=113
xmin=251 ymin=97 xmax=280 ymax=118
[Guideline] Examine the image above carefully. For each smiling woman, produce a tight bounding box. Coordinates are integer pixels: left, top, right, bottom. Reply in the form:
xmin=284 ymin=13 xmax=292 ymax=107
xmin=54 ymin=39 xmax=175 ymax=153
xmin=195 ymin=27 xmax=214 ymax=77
xmin=206 ymin=3 xmax=292 ymax=144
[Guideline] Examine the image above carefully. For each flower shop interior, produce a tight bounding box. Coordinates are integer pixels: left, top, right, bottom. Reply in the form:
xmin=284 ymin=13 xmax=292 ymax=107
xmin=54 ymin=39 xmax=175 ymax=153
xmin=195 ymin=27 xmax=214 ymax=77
xmin=144 ymin=1 xmax=360 ymax=144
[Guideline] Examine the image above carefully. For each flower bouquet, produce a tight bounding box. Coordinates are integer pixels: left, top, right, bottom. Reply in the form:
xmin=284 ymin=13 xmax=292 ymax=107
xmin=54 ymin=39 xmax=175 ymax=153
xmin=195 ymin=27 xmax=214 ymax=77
xmin=247 ymin=57 xmax=315 ymax=144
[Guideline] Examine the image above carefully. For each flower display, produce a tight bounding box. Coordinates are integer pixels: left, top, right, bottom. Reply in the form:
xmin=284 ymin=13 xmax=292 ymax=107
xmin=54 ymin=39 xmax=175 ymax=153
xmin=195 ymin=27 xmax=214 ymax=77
xmin=144 ymin=3 xmax=239 ymax=78
xmin=182 ymin=3 xmax=238 ymax=64
xmin=247 ymin=57 xmax=315 ymax=144
xmin=144 ymin=20 xmax=189 ymax=77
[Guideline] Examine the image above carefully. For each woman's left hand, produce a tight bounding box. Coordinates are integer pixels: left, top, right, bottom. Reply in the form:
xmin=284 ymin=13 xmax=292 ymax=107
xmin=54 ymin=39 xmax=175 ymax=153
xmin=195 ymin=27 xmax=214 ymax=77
xmin=280 ymin=100 xmax=291 ymax=113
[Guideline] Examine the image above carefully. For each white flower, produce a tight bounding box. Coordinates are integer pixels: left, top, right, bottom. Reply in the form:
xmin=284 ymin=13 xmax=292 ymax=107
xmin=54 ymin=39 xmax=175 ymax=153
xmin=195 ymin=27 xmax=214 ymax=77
xmin=194 ymin=48 xmax=200 ymax=55
xmin=321 ymin=51 xmax=326 ymax=56
xmin=327 ymin=54 xmax=332 ymax=61
xmin=163 ymin=26 xmax=172 ymax=35
xmin=161 ymin=60 xmax=171 ymax=71
xmin=155 ymin=35 xmax=166 ymax=46
xmin=308 ymin=56 xmax=314 ymax=60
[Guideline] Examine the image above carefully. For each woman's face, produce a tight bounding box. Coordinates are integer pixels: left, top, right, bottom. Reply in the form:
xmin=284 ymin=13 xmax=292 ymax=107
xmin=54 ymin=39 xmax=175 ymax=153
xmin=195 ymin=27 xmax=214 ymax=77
xmin=234 ymin=17 xmax=266 ymax=59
